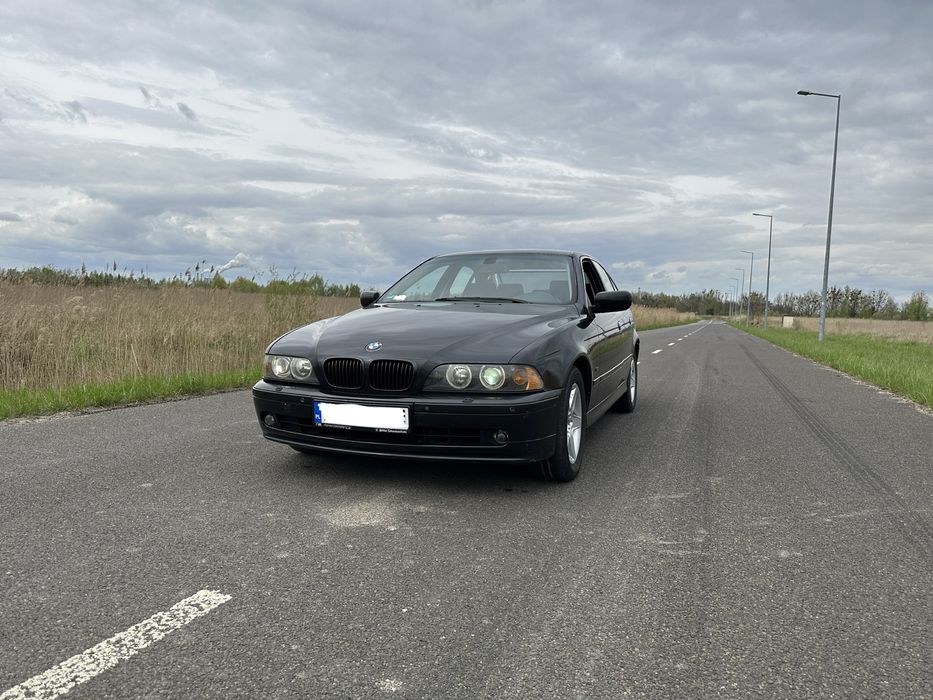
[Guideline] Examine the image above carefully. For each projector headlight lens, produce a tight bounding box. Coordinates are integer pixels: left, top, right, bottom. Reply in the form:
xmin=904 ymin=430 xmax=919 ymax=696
xmin=479 ymin=365 xmax=505 ymax=390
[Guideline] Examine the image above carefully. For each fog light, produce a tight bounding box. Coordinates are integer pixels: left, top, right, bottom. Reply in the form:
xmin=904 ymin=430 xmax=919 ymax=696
xmin=493 ymin=429 xmax=509 ymax=445
xmin=263 ymin=413 xmax=277 ymax=427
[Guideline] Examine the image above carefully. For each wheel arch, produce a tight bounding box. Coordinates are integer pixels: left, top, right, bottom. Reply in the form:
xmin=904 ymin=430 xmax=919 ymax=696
xmin=572 ymin=355 xmax=593 ymax=404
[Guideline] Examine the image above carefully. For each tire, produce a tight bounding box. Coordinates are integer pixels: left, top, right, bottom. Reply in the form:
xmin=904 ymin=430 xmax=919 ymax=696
xmin=613 ymin=356 xmax=638 ymax=413
xmin=541 ymin=367 xmax=587 ymax=482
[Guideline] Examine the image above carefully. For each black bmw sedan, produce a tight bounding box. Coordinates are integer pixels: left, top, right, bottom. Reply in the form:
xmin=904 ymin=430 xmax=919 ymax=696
xmin=252 ymin=250 xmax=639 ymax=481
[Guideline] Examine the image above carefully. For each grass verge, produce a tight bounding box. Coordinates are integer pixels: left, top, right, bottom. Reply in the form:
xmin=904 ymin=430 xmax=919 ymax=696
xmin=0 ymin=368 xmax=260 ymax=420
xmin=736 ymin=324 xmax=933 ymax=410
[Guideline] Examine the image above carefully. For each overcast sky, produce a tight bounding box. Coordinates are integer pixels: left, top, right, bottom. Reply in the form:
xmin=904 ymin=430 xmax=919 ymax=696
xmin=1 ymin=1 xmax=931 ymax=300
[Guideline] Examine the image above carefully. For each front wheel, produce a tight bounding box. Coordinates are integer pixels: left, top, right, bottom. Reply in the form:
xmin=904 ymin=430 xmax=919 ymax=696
xmin=541 ymin=367 xmax=587 ymax=482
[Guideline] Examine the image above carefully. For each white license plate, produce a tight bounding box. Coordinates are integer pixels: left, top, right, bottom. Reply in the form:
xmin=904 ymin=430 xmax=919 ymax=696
xmin=313 ymin=402 xmax=409 ymax=433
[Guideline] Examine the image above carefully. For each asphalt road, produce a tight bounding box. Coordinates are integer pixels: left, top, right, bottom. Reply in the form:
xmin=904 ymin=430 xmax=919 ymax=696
xmin=1 ymin=321 xmax=931 ymax=699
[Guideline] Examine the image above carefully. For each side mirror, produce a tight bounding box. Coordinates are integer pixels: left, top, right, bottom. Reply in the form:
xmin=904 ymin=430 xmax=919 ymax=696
xmin=360 ymin=290 xmax=381 ymax=308
xmin=592 ymin=290 xmax=633 ymax=313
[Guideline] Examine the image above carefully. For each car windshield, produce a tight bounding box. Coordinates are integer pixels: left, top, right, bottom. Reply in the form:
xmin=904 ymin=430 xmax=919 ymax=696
xmin=380 ymin=253 xmax=575 ymax=305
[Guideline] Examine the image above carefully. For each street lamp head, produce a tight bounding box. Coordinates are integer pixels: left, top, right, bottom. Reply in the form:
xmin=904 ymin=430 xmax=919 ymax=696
xmin=797 ymin=90 xmax=811 ymax=95
xmin=753 ymin=212 xmax=771 ymax=218
xmin=741 ymin=250 xmax=753 ymax=255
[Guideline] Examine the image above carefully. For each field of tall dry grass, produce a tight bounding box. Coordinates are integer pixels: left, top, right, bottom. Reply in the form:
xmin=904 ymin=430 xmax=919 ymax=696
xmin=781 ymin=316 xmax=933 ymax=344
xmin=632 ymin=305 xmax=697 ymax=329
xmin=0 ymin=282 xmax=694 ymax=395
xmin=0 ymin=282 xmax=357 ymax=392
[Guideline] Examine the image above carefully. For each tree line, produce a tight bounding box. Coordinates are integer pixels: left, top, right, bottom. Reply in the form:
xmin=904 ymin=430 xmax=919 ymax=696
xmin=0 ymin=265 xmax=361 ymax=298
xmin=633 ymin=286 xmax=930 ymax=321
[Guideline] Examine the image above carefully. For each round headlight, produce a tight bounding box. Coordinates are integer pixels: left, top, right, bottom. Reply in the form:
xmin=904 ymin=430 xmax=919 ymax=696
xmin=292 ymin=358 xmax=313 ymax=378
xmin=445 ymin=364 xmax=472 ymax=389
xmin=271 ymin=356 xmax=291 ymax=378
xmin=479 ymin=365 xmax=505 ymax=390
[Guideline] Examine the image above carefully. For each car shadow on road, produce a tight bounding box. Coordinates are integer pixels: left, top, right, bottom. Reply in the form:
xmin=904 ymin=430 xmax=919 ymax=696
xmin=267 ymin=446 xmax=559 ymax=496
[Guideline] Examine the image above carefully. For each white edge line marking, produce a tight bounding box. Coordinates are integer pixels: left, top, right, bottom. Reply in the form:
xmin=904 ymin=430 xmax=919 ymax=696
xmin=667 ymin=342 xmax=676 ymax=346
xmin=652 ymin=349 xmax=663 ymax=354
xmin=1 ymin=590 xmax=231 ymax=700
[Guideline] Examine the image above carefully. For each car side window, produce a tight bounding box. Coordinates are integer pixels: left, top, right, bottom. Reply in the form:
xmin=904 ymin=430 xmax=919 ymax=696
xmin=580 ymin=259 xmax=605 ymax=305
xmin=594 ymin=262 xmax=617 ymax=292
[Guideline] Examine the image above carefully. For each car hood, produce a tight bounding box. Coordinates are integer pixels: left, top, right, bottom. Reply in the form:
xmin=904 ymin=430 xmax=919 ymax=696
xmin=270 ymin=302 xmax=579 ymax=364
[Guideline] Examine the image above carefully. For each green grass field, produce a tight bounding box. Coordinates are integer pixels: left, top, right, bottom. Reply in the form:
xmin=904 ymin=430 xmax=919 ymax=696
xmin=736 ymin=324 xmax=933 ymax=410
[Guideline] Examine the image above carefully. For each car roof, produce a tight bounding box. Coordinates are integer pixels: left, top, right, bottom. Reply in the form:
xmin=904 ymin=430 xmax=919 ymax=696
xmin=432 ymin=249 xmax=583 ymax=259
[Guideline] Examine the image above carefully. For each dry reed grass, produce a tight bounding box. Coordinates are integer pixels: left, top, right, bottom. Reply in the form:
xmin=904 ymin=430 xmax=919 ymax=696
xmin=782 ymin=316 xmax=933 ymax=344
xmin=0 ymin=282 xmax=356 ymax=392
xmin=632 ymin=305 xmax=697 ymax=328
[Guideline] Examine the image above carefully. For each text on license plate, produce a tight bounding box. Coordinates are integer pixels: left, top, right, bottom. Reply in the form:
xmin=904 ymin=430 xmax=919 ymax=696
xmin=313 ymin=402 xmax=409 ymax=432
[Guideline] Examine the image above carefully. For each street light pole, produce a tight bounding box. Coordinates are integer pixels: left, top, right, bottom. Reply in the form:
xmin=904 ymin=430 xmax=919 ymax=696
xmin=798 ymin=89 xmax=841 ymax=342
xmin=731 ymin=277 xmax=740 ymax=323
xmin=753 ymin=213 xmax=773 ymax=329
xmin=741 ymin=250 xmax=754 ymax=324
xmin=734 ymin=267 xmax=745 ymax=323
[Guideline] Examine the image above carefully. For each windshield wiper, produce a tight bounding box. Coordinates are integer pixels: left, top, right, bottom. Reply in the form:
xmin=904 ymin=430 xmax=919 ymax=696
xmin=434 ymin=296 xmax=529 ymax=304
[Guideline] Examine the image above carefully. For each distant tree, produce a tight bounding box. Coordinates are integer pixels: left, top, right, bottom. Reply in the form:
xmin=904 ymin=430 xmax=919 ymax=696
xmin=901 ymin=291 xmax=931 ymax=321
xmin=826 ymin=285 xmax=844 ymax=316
xmin=229 ymin=276 xmax=262 ymax=293
xmin=841 ymin=286 xmax=865 ymax=318
xmin=792 ymin=291 xmax=821 ymax=316
xmin=877 ymin=297 xmax=900 ymax=320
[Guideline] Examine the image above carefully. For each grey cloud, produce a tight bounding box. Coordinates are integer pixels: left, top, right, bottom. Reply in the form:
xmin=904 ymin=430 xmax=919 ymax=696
xmin=61 ymin=100 xmax=88 ymax=123
xmin=139 ymin=85 xmax=162 ymax=107
xmin=176 ymin=102 xmax=197 ymax=121
xmin=0 ymin=211 xmax=23 ymax=222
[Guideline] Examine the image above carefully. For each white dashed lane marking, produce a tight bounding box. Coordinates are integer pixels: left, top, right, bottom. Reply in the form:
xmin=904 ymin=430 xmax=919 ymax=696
xmin=646 ymin=319 xmax=715 ymax=356
xmin=1 ymin=590 xmax=231 ymax=700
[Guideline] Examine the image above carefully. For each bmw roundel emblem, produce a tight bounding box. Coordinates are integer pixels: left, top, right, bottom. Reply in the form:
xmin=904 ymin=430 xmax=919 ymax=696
xmin=366 ymin=341 xmax=383 ymax=352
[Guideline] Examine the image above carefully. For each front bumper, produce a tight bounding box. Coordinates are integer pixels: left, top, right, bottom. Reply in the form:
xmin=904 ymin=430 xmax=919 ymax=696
xmin=252 ymin=380 xmax=562 ymax=463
